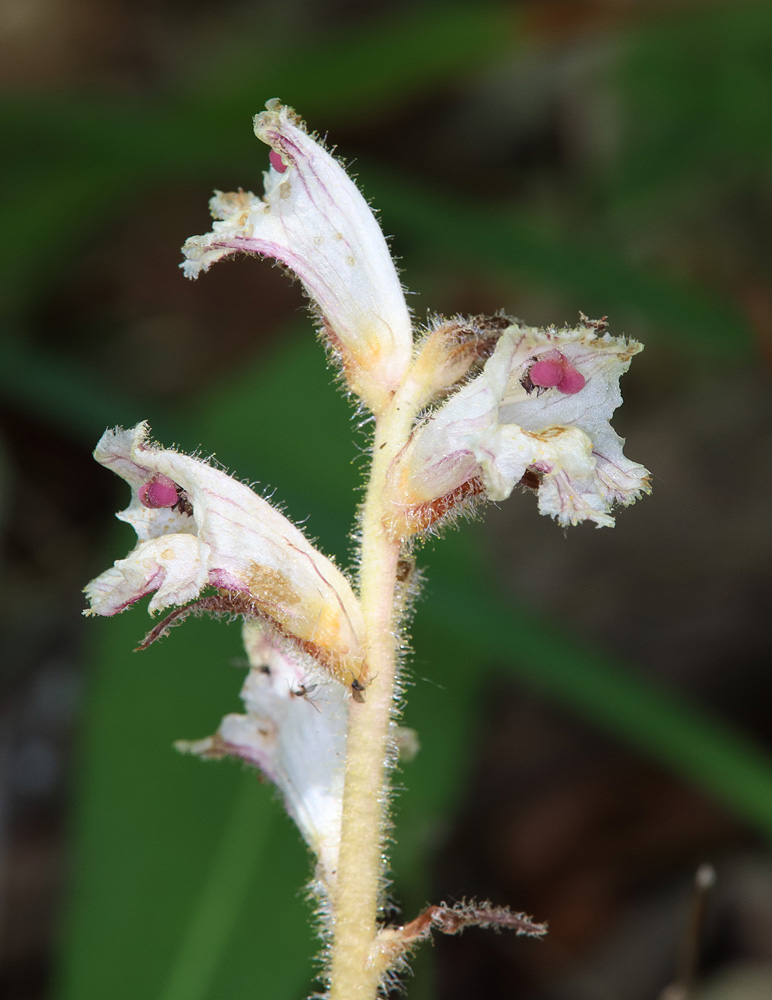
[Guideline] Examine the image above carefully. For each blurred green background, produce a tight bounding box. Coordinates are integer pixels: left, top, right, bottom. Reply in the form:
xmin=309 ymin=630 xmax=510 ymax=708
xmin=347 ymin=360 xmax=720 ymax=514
xmin=2 ymin=2 xmax=772 ymax=999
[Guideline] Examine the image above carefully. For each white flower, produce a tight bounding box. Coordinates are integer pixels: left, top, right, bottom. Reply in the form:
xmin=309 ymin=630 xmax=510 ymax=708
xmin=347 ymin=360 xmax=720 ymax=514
xmin=178 ymin=624 xmax=347 ymax=890
xmin=84 ymin=422 xmax=367 ymax=686
xmin=181 ymin=100 xmax=413 ymax=413
xmin=386 ymin=321 xmax=650 ymax=533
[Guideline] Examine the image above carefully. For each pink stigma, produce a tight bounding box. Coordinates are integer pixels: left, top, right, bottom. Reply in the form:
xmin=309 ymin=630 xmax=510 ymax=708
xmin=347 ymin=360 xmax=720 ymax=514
xmin=269 ymin=150 xmax=287 ymax=173
xmin=138 ymin=474 xmax=180 ymax=509
xmin=529 ymin=351 xmax=585 ymax=395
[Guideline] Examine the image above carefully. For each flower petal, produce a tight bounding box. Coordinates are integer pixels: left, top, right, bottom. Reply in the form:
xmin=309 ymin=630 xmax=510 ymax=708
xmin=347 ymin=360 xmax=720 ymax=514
xmin=84 ymin=422 xmax=367 ymax=685
xmin=181 ymin=100 xmax=413 ymax=412
xmin=178 ymin=624 xmax=347 ymax=890
xmin=84 ymin=534 xmax=209 ymax=615
xmin=386 ymin=321 xmax=650 ymax=533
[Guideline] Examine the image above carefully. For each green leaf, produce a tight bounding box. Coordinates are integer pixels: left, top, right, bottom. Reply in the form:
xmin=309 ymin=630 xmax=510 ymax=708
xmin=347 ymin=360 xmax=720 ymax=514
xmin=408 ymin=535 xmax=772 ymax=843
xmin=0 ymin=335 xmax=149 ymax=441
xmin=608 ymin=2 xmax=772 ymax=209
xmin=56 ymin=611 xmax=315 ymax=1000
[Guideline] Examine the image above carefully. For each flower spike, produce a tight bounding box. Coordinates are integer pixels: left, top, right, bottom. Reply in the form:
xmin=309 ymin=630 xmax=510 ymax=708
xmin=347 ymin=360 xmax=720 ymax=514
xmin=181 ymin=100 xmax=413 ymax=413
xmin=85 ymin=98 xmax=653 ymax=1000
xmin=83 ymin=423 xmax=368 ymax=687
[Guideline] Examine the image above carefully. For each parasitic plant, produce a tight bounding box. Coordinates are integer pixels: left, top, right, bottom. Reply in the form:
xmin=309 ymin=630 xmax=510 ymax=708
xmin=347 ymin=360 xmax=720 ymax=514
xmin=84 ymin=100 xmax=650 ymax=1000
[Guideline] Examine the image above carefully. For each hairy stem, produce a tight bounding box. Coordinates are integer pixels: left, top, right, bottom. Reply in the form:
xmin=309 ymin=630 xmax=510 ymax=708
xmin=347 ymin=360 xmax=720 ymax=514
xmin=327 ymin=384 xmax=422 ymax=1000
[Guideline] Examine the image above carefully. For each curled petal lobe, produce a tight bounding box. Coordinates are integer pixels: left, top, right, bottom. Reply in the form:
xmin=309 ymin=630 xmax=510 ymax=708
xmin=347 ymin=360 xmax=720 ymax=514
xmin=386 ymin=321 xmax=650 ymax=533
xmin=181 ymin=100 xmax=413 ymax=412
xmin=85 ymin=534 xmax=208 ymax=615
xmin=83 ymin=422 xmax=367 ymax=685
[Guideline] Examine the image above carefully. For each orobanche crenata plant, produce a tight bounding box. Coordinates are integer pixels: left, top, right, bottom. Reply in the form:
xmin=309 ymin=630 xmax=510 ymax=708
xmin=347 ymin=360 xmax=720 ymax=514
xmin=84 ymin=100 xmax=650 ymax=1000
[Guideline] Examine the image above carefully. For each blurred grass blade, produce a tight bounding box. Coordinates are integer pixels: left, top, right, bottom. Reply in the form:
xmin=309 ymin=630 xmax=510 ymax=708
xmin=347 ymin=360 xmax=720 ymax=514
xmin=0 ymin=4 xmax=517 ymax=312
xmin=424 ymin=558 xmax=772 ymax=841
xmin=608 ymin=2 xmax=772 ymax=210
xmin=185 ymin=3 xmax=518 ymax=122
xmin=0 ymin=335 xmax=148 ymax=441
xmin=55 ymin=611 xmax=314 ymax=1000
xmin=157 ymin=781 xmax=275 ymax=1000
xmin=366 ymin=168 xmax=754 ymax=355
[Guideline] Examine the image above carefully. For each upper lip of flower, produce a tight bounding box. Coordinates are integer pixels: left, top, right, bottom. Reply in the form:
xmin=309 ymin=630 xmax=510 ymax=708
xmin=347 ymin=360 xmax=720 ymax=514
xmin=180 ymin=99 xmax=413 ymax=413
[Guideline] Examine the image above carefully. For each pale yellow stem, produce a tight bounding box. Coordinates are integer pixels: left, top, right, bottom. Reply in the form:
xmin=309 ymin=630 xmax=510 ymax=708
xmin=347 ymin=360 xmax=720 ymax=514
xmin=327 ymin=380 xmax=424 ymax=1000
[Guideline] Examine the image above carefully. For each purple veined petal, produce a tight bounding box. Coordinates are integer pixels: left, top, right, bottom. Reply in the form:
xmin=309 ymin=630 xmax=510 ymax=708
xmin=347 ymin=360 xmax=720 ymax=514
xmin=181 ymin=101 xmax=413 ymax=412
xmin=177 ymin=625 xmax=347 ymax=892
xmin=83 ymin=422 xmax=368 ymax=686
xmin=386 ymin=321 xmax=650 ymax=533
xmin=472 ymin=423 xmax=596 ymax=507
xmin=84 ymin=534 xmax=209 ymax=615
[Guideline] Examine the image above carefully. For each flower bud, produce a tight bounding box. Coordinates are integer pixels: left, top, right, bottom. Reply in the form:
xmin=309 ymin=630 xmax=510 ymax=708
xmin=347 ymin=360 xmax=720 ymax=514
xmin=409 ymin=314 xmax=510 ymax=408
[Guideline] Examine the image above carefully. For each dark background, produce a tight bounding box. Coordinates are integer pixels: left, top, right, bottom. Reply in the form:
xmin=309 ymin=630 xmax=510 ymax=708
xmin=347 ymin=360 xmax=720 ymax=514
xmin=1 ymin=2 xmax=772 ymax=999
